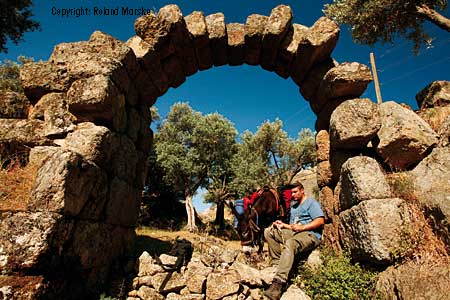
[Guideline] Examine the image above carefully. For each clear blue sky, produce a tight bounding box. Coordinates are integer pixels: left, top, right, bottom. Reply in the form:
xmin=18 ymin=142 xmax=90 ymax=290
xmin=2 ymin=1 xmax=449 ymax=211
xmin=2 ymin=0 xmax=450 ymax=138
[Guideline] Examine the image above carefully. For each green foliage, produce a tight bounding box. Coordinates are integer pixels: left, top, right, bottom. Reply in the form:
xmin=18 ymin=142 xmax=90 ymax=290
xmin=297 ymin=250 xmax=378 ymax=300
xmin=0 ymin=0 xmax=40 ymax=53
xmin=0 ymin=56 xmax=33 ymax=92
xmin=155 ymin=102 xmax=237 ymax=198
xmin=323 ymin=0 xmax=449 ymax=53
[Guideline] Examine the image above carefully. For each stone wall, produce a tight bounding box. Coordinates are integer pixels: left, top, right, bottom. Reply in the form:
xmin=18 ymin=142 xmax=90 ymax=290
xmin=1 ymin=3 xmax=449 ymax=299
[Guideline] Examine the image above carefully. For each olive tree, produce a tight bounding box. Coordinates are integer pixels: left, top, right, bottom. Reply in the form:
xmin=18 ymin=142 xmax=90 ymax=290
xmin=155 ymin=103 xmax=237 ymax=232
xmin=324 ymin=0 xmax=450 ymax=53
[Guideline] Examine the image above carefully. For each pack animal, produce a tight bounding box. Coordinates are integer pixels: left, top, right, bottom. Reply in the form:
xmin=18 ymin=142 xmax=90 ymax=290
xmin=231 ymin=187 xmax=285 ymax=253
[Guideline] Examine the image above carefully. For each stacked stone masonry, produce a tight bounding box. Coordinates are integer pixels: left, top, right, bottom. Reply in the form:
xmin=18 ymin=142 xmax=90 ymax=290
xmin=1 ymin=3 xmax=449 ymax=299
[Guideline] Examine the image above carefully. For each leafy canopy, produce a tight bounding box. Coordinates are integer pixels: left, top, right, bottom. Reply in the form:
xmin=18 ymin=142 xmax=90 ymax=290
xmin=324 ymin=0 xmax=449 ymax=53
xmin=0 ymin=0 xmax=40 ymax=53
xmin=155 ymin=102 xmax=238 ymax=198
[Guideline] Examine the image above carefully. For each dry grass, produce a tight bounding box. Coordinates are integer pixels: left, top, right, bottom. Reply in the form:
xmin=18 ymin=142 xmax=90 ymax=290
xmin=136 ymin=226 xmax=242 ymax=251
xmin=0 ymin=158 xmax=38 ymax=211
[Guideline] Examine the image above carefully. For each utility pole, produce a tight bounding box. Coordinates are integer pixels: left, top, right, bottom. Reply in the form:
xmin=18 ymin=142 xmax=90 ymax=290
xmin=370 ymin=52 xmax=383 ymax=104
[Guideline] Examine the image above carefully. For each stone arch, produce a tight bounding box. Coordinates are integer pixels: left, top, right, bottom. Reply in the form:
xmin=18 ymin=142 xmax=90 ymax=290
xmin=0 ymin=4 xmax=374 ymax=298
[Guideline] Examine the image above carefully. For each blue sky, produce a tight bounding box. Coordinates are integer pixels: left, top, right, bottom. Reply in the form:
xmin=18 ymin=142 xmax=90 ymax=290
xmin=2 ymin=1 xmax=449 ymax=211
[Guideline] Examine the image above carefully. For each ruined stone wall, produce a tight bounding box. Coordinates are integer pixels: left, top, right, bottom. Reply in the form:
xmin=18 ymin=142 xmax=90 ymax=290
xmin=1 ymin=3 xmax=449 ymax=299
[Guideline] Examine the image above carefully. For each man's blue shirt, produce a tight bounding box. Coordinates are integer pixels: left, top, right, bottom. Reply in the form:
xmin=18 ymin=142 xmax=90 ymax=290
xmin=289 ymin=197 xmax=324 ymax=241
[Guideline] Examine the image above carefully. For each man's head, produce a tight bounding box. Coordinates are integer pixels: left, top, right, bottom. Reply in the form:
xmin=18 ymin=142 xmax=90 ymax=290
xmin=291 ymin=182 xmax=305 ymax=203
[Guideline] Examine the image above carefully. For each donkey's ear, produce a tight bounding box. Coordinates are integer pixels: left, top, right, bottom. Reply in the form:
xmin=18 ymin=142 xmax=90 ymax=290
xmin=226 ymin=200 xmax=240 ymax=218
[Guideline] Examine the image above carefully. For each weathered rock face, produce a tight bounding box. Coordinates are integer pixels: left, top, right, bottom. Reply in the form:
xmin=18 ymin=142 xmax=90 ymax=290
xmin=375 ymin=101 xmax=438 ymax=170
xmin=315 ymin=130 xmax=330 ymax=162
xmin=375 ymin=256 xmax=450 ymax=300
xmin=416 ymin=80 xmax=450 ymax=109
xmin=329 ymin=98 xmax=380 ymax=149
xmin=312 ymin=63 xmax=372 ymax=114
xmin=0 ymin=91 xmax=31 ymax=119
xmin=339 ymin=198 xmax=413 ymax=264
xmin=416 ymin=106 xmax=450 ymax=133
xmin=411 ymin=146 xmax=450 ymax=244
xmin=339 ymin=156 xmax=391 ymax=211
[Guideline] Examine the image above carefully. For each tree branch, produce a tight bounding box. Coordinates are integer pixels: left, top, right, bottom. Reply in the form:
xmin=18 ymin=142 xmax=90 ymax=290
xmin=416 ymin=4 xmax=450 ymax=32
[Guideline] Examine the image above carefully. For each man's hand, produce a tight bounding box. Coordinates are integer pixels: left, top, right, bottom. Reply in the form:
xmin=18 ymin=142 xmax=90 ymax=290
xmin=273 ymin=220 xmax=289 ymax=229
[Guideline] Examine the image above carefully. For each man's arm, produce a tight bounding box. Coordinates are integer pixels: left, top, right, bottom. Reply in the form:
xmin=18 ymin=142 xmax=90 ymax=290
xmin=290 ymin=217 xmax=324 ymax=233
xmin=273 ymin=217 xmax=324 ymax=232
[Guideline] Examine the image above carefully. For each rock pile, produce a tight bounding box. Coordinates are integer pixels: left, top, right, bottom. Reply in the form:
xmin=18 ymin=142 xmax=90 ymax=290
xmin=126 ymin=238 xmax=318 ymax=300
xmin=316 ymin=81 xmax=450 ymax=299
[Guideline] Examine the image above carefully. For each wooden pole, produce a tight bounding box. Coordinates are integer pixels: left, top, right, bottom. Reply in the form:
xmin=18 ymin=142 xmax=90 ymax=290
xmin=370 ymin=52 xmax=383 ymax=104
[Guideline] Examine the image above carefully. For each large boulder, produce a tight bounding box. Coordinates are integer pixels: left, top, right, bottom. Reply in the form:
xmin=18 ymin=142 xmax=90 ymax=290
xmin=312 ymin=63 xmax=372 ymax=114
xmin=438 ymin=115 xmax=450 ymax=147
xmin=411 ymin=146 xmax=450 ymax=244
xmin=375 ymin=101 xmax=438 ymax=170
xmin=28 ymin=147 xmax=108 ymax=219
xmin=416 ymin=80 xmax=450 ymax=109
xmin=339 ymin=156 xmax=391 ymax=210
xmin=329 ymin=98 xmax=380 ymax=149
xmin=67 ymin=74 xmax=126 ymax=132
xmin=339 ymin=198 xmax=414 ymax=264
xmin=375 ymin=256 xmax=450 ymax=300
xmin=55 ymin=122 xmax=116 ymax=169
xmin=0 ymin=211 xmax=65 ymax=274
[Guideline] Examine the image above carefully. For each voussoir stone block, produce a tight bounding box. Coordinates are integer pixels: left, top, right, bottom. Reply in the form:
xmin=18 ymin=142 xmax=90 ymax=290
xmin=312 ymin=62 xmax=372 ymax=114
xmin=244 ymin=14 xmax=268 ymax=65
xmin=161 ymin=54 xmax=186 ymax=88
xmin=227 ymin=23 xmax=246 ymax=66
xmin=260 ymin=4 xmax=292 ymax=71
xmin=126 ymin=36 xmax=170 ymax=96
xmin=376 ymin=101 xmax=438 ymax=169
xmin=275 ymin=24 xmax=309 ymax=78
xmin=315 ymin=129 xmax=330 ymax=162
xmin=339 ymin=198 xmax=413 ymax=264
xmin=185 ymin=11 xmax=213 ymax=70
xmin=205 ymin=13 xmax=227 ymax=66
xmin=134 ymin=11 xmax=173 ymax=58
xmin=300 ymin=58 xmax=338 ymax=102
xmin=339 ymin=156 xmax=391 ymax=210
xmin=329 ymin=98 xmax=380 ymax=149
xmin=291 ymin=17 xmax=339 ymax=85
xmin=159 ymin=4 xmax=198 ymax=76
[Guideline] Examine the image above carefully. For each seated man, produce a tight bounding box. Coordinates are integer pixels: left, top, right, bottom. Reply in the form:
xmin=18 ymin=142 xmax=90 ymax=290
xmin=263 ymin=182 xmax=325 ymax=300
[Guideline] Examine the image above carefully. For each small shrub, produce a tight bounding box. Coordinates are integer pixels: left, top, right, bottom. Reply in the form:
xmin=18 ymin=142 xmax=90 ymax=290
xmin=295 ymin=249 xmax=378 ymax=300
xmin=0 ymin=154 xmax=38 ymax=211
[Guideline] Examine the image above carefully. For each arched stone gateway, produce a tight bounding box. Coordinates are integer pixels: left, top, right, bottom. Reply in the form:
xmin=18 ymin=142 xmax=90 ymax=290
xmin=5 ymin=3 xmax=447 ymax=299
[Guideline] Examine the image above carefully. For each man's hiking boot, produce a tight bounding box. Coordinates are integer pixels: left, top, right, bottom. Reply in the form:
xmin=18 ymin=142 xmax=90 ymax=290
xmin=264 ymin=278 xmax=285 ymax=300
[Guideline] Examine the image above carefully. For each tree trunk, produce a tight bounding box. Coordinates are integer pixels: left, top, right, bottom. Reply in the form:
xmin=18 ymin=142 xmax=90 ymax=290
xmin=214 ymin=200 xmax=225 ymax=229
xmin=185 ymin=194 xmax=197 ymax=232
xmin=416 ymin=4 xmax=450 ymax=32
